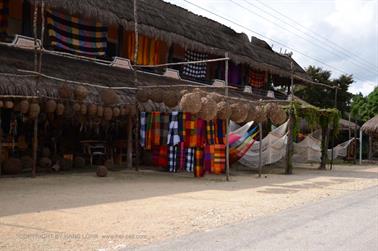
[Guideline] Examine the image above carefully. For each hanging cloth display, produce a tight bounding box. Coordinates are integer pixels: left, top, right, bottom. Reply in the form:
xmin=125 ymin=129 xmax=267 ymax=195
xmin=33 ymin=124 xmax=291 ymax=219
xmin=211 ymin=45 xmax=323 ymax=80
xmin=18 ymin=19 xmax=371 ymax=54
xmin=249 ymin=69 xmax=267 ymax=88
xmin=182 ymin=50 xmax=208 ymax=79
xmin=185 ymin=148 xmax=195 ymax=173
xmin=126 ymin=32 xmax=161 ymax=65
xmin=194 ymin=148 xmax=204 ymax=177
xmin=203 ymin=145 xmax=215 ymax=174
xmin=151 ymin=112 xmax=161 ymax=146
xmin=184 ymin=113 xmax=197 ymax=148
xmin=160 ymin=112 xmax=170 ymax=145
xmin=213 ymin=144 xmax=226 ymax=174
xmin=145 ymin=112 xmax=153 ymax=150
xmin=167 ymin=111 xmax=181 ymax=146
xmin=206 ymin=120 xmax=216 ymax=145
xmin=168 ymin=145 xmax=178 ymax=172
xmin=140 ymin=112 xmax=147 ymax=147
xmin=214 ymin=119 xmax=226 ymax=144
xmin=46 ymin=10 xmax=108 ymax=56
xmin=0 ymin=0 xmax=9 ymax=38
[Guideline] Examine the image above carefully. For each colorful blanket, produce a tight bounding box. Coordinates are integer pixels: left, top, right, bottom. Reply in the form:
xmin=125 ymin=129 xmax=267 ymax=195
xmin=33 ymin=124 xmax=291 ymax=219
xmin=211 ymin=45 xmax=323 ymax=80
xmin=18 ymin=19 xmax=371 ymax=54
xmin=167 ymin=111 xmax=181 ymax=146
xmin=184 ymin=113 xmax=197 ymax=148
xmin=206 ymin=120 xmax=215 ymax=145
xmin=214 ymin=119 xmax=226 ymax=144
xmin=46 ymin=10 xmax=107 ymax=56
xmin=249 ymin=70 xmax=267 ymax=88
xmin=126 ymin=32 xmax=161 ymax=65
xmin=194 ymin=148 xmax=204 ymax=177
xmin=168 ymin=145 xmax=178 ymax=172
xmin=229 ymin=126 xmax=259 ymax=163
xmin=151 ymin=112 xmax=161 ymax=146
xmin=140 ymin=112 xmax=147 ymax=147
xmin=160 ymin=112 xmax=170 ymax=145
xmin=185 ymin=148 xmax=195 ymax=173
xmin=213 ymin=144 xmax=226 ymax=174
xmin=0 ymin=0 xmax=8 ymax=38
xmin=182 ymin=50 xmax=208 ymax=79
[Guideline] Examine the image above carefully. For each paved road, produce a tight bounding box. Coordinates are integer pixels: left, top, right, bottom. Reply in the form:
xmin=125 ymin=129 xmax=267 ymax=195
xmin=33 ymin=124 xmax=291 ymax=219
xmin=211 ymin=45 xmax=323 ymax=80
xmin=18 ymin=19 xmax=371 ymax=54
xmin=135 ymin=186 xmax=378 ymax=251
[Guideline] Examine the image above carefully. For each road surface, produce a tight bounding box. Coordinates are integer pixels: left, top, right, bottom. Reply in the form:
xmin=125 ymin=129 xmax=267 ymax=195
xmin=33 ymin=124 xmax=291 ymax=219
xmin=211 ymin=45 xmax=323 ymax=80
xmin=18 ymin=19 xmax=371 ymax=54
xmin=135 ymin=186 xmax=378 ymax=251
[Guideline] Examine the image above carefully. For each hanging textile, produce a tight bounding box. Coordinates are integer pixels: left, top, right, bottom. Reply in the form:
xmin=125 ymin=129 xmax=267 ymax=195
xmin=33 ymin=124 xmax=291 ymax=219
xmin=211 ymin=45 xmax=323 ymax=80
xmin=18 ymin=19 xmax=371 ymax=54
xmin=167 ymin=111 xmax=181 ymax=146
xmin=196 ymin=118 xmax=207 ymax=147
xmin=204 ymin=145 xmax=215 ymax=174
xmin=140 ymin=112 xmax=147 ymax=147
xmin=46 ymin=10 xmax=108 ymax=56
xmin=213 ymin=144 xmax=226 ymax=174
xmin=184 ymin=113 xmax=197 ymax=148
xmin=185 ymin=148 xmax=195 ymax=173
xmin=152 ymin=146 xmax=160 ymax=167
xmin=177 ymin=142 xmax=186 ymax=171
xmin=228 ymin=63 xmax=242 ymax=86
xmin=145 ymin=112 xmax=153 ymax=150
xmin=206 ymin=120 xmax=216 ymax=145
xmin=168 ymin=145 xmax=178 ymax=172
xmin=158 ymin=146 xmax=168 ymax=167
xmin=229 ymin=125 xmax=259 ymax=163
xmin=160 ymin=112 xmax=170 ymax=145
xmin=0 ymin=0 xmax=9 ymax=38
xmin=214 ymin=119 xmax=226 ymax=144
xmin=182 ymin=50 xmax=208 ymax=79
xmin=178 ymin=112 xmax=186 ymax=142
xmin=126 ymin=32 xmax=161 ymax=65
xmin=249 ymin=69 xmax=267 ymax=88
xmin=151 ymin=112 xmax=161 ymax=146
xmin=194 ymin=148 xmax=204 ymax=177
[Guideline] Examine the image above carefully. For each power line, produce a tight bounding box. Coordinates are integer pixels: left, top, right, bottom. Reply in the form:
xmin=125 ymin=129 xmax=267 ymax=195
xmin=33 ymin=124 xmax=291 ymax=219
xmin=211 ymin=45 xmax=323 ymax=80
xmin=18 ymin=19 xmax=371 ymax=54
xmin=231 ymin=0 xmax=378 ymax=76
xmin=252 ymin=0 xmax=378 ymax=71
xmin=182 ymin=0 xmax=367 ymax=82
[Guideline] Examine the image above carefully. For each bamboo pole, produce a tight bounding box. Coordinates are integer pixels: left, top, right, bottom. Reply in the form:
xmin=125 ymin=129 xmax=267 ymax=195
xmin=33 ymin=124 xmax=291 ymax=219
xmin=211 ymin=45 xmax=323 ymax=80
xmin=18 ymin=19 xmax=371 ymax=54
xmin=225 ymin=52 xmax=230 ymax=181
xmin=258 ymin=122 xmax=262 ymax=178
xmin=285 ymin=57 xmax=294 ymax=174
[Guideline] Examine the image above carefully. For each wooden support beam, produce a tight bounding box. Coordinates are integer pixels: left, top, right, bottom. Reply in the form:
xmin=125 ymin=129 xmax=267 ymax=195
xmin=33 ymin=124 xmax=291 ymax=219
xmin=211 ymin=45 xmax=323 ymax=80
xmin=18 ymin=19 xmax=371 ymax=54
xmin=225 ymin=52 xmax=230 ymax=181
xmin=368 ymin=136 xmax=373 ymax=160
xmin=258 ymin=122 xmax=263 ymax=178
xmin=135 ymin=110 xmax=140 ymax=171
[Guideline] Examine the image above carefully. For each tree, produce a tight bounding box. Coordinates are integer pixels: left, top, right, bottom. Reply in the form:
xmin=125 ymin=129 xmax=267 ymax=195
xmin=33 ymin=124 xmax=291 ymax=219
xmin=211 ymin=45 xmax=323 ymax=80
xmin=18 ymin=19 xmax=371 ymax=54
xmin=295 ymin=66 xmax=354 ymax=113
xmin=351 ymin=87 xmax=378 ymax=122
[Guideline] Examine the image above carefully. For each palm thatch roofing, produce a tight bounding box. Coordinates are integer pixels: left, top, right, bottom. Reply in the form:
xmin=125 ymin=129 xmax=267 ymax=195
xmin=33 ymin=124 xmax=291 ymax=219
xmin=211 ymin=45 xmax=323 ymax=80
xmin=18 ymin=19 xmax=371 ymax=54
xmin=339 ymin=118 xmax=360 ymax=131
xmin=0 ymin=44 xmax=278 ymax=108
xmin=361 ymin=115 xmax=378 ymax=136
xmin=31 ymin=0 xmax=309 ymax=82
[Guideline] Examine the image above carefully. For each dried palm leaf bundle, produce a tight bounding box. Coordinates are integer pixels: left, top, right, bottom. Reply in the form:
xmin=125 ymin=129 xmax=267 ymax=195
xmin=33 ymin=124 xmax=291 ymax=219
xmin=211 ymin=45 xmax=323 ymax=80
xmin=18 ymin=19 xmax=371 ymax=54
xmin=245 ymin=103 xmax=257 ymax=122
xmin=96 ymin=165 xmax=108 ymax=177
xmin=87 ymin=104 xmax=97 ymax=116
xmin=207 ymin=92 xmax=224 ymax=103
xmin=29 ymin=103 xmax=40 ymax=119
xmin=180 ymin=89 xmax=189 ymax=97
xmin=101 ymin=88 xmax=120 ymax=105
xmin=56 ymin=103 xmax=65 ymax=116
xmin=270 ymin=106 xmax=288 ymax=125
xmin=163 ymin=90 xmax=180 ymax=108
xmin=104 ymin=107 xmax=113 ymax=121
xmin=58 ymin=83 xmax=73 ymax=99
xmin=179 ymin=92 xmax=202 ymax=114
xmin=97 ymin=105 xmax=104 ymax=117
xmin=193 ymin=87 xmax=208 ymax=97
xmin=80 ymin=103 xmax=88 ymax=115
xmin=46 ymin=100 xmax=57 ymax=113
xmin=136 ymin=89 xmax=151 ymax=103
xmin=197 ymin=97 xmax=217 ymax=121
xmin=5 ymin=100 xmax=14 ymax=109
xmin=73 ymin=103 xmax=81 ymax=112
xmin=113 ymin=107 xmax=121 ymax=117
xmin=216 ymin=101 xmax=231 ymax=120
xmin=230 ymin=102 xmax=248 ymax=123
xmin=254 ymin=105 xmax=267 ymax=123
xmin=120 ymin=106 xmax=127 ymax=116
xmin=264 ymin=102 xmax=278 ymax=118
xmin=19 ymin=100 xmax=30 ymax=114
xmin=150 ymin=87 xmax=163 ymax=103
xmin=74 ymin=86 xmax=89 ymax=101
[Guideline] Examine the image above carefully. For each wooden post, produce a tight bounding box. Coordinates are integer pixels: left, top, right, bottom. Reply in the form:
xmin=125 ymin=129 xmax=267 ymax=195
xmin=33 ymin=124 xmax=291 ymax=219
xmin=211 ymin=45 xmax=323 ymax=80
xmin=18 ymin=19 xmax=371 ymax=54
xmin=359 ymin=129 xmax=362 ymax=165
xmin=285 ymin=56 xmax=294 ymax=175
xmin=127 ymin=115 xmax=133 ymax=169
xmin=225 ymin=52 xmax=230 ymax=181
xmin=348 ymin=113 xmax=351 ymax=140
xmin=258 ymin=122 xmax=263 ymax=177
xmin=330 ymin=87 xmax=338 ymax=170
xmin=32 ymin=117 xmax=38 ymax=177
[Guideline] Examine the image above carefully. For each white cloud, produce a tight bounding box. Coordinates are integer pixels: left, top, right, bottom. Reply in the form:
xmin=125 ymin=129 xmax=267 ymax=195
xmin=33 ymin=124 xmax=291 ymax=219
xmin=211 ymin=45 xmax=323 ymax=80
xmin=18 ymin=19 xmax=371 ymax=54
xmin=349 ymin=80 xmax=377 ymax=96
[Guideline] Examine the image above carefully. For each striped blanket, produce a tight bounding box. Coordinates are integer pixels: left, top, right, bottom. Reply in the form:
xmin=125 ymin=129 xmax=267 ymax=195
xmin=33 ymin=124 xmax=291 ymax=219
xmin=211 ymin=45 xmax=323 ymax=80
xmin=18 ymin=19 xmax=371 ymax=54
xmin=0 ymin=0 xmax=8 ymax=38
xmin=47 ymin=10 xmax=107 ymax=56
xmin=229 ymin=126 xmax=259 ymax=163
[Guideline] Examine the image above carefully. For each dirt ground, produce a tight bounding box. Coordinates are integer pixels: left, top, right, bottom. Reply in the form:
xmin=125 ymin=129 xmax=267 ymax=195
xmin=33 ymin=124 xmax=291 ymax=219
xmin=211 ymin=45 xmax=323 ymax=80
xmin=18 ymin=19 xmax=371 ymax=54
xmin=0 ymin=164 xmax=377 ymax=251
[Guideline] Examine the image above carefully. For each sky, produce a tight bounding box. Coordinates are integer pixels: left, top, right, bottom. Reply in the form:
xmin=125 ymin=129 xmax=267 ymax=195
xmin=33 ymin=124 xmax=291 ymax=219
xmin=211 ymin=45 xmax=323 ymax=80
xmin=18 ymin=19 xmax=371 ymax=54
xmin=164 ymin=0 xmax=378 ymax=96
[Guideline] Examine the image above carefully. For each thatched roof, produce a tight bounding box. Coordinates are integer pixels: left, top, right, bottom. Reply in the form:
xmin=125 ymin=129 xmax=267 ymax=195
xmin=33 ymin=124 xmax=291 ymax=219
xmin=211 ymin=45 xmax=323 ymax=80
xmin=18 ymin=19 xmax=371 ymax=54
xmin=361 ymin=115 xmax=378 ymax=136
xmin=31 ymin=0 xmax=309 ymax=81
xmin=0 ymin=45 xmax=278 ymax=108
xmin=339 ymin=118 xmax=360 ymax=131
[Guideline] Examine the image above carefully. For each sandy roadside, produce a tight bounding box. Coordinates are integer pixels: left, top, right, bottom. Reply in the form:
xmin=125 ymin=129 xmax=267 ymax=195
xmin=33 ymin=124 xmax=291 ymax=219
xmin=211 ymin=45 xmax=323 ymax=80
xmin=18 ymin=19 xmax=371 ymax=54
xmin=0 ymin=164 xmax=377 ymax=251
